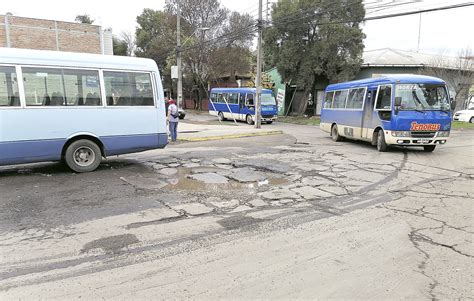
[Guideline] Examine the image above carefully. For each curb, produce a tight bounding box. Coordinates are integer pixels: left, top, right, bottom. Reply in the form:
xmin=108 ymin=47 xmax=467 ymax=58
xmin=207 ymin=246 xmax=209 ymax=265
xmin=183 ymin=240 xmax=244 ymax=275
xmin=177 ymin=130 xmax=284 ymax=142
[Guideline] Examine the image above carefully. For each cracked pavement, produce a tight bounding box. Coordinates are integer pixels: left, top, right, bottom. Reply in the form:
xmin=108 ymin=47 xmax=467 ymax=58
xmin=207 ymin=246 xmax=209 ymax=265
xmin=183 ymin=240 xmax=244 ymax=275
xmin=0 ymin=117 xmax=473 ymax=299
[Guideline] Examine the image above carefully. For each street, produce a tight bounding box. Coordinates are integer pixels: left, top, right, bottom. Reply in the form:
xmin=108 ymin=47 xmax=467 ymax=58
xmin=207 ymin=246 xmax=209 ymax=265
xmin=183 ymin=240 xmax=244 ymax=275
xmin=0 ymin=114 xmax=473 ymax=299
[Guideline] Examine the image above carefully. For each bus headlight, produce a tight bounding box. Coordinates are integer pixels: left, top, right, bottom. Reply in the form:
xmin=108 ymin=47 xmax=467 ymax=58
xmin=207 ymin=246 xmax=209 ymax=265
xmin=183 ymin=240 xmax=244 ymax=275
xmin=391 ymin=131 xmax=411 ymax=137
xmin=437 ymin=131 xmax=450 ymax=137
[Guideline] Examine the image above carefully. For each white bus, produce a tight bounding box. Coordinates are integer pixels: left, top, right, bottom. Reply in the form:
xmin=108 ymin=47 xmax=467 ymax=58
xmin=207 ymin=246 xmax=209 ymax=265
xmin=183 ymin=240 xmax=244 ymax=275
xmin=0 ymin=48 xmax=168 ymax=172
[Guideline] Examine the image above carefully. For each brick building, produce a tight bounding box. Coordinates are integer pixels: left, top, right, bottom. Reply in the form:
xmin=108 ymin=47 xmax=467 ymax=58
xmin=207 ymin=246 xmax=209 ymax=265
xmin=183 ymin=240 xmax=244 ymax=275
xmin=0 ymin=13 xmax=113 ymax=54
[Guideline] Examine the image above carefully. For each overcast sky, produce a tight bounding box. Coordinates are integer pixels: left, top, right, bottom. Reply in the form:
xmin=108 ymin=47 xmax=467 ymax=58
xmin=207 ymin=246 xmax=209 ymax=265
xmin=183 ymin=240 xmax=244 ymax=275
xmin=3 ymin=0 xmax=473 ymax=56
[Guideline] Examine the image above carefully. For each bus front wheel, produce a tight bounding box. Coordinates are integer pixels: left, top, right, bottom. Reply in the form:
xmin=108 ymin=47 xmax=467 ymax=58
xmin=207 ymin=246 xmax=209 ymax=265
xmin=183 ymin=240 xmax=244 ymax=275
xmin=246 ymin=114 xmax=254 ymax=125
xmin=376 ymin=130 xmax=388 ymax=152
xmin=65 ymin=139 xmax=102 ymax=173
xmin=331 ymin=125 xmax=343 ymax=142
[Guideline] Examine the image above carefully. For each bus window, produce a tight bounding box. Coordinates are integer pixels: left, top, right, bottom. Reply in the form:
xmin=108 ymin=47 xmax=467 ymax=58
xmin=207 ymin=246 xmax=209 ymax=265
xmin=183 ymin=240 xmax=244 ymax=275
xmin=23 ymin=68 xmax=63 ymax=106
xmin=64 ymin=70 xmax=101 ymax=106
xmin=375 ymin=85 xmax=392 ymax=110
xmin=0 ymin=66 xmax=19 ymax=107
xmin=217 ymin=93 xmax=226 ymax=103
xmin=210 ymin=93 xmax=217 ymax=103
xmin=346 ymin=88 xmax=365 ymax=109
xmin=228 ymin=92 xmax=239 ymax=104
xmin=333 ymin=90 xmax=348 ymax=109
xmin=104 ymin=71 xmax=154 ymax=106
xmin=324 ymin=91 xmax=334 ymax=108
xmin=246 ymin=93 xmax=254 ymax=106
xmin=23 ymin=67 xmax=102 ymax=106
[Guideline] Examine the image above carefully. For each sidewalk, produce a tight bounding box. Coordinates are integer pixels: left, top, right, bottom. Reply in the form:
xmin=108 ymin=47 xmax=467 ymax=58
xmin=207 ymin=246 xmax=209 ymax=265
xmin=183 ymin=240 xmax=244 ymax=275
xmin=177 ymin=121 xmax=282 ymax=142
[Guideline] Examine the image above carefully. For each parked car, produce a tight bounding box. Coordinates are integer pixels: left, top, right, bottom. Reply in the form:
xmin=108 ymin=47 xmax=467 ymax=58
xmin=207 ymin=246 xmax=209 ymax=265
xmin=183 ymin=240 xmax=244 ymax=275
xmin=453 ymin=108 xmax=474 ymax=123
xmin=178 ymin=108 xmax=186 ymax=119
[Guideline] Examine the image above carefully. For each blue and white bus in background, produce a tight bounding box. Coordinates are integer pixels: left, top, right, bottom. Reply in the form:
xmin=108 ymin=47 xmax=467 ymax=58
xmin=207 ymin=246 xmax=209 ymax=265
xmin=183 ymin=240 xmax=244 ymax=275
xmin=208 ymin=88 xmax=278 ymax=124
xmin=0 ymin=48 xmax=168 ymax=172
xmin=320 ymin=74 xmax=453 ymax=152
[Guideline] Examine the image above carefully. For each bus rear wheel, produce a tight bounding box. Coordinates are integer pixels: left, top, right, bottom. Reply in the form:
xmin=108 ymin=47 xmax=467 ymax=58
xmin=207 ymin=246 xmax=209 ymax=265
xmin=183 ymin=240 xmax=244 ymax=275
xmin=423 ymin=145 xmax=436 ymax=152
xmin=218 ymin=111 xmax=225 ymax=122
xmin=65 ymin=139 xmax=102 ymax=173
xmin=376 ymin=130 xmax=388 ymax=152
xmin=246 ymin=114 xmax=254 ymax=125
xmin=331 ymin=125 xmax=343 ymax=142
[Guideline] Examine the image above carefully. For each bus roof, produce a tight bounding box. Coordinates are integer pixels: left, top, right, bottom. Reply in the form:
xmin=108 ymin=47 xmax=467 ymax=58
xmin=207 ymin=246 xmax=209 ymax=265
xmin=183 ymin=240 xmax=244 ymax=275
xmin=326 ymin=74 xmax=446 ymax=91
xmin=0 ymin=47 xmax=159 ymax=72
xmin=211 ymin=87 xmax=273 ymax=94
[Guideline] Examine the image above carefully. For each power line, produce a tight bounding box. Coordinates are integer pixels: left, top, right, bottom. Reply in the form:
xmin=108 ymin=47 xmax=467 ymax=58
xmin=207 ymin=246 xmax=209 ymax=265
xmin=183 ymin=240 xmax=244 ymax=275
xmin=269 ymin=2 xmax=474 ymax=28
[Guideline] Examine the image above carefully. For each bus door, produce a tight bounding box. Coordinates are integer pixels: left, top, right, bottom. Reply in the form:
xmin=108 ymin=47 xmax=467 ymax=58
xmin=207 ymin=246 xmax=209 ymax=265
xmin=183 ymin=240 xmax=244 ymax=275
xmin=238 ymin=93 xmax=245 ymax=119
xmin=242 ymin=93 xmax=255 ymax=118
xmin=361 ymin=88 xmax=376 ymax=139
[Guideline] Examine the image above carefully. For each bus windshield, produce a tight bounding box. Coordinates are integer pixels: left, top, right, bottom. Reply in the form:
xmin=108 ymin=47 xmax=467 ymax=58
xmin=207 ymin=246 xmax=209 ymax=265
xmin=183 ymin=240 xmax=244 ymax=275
xmin=261 ymin=94 xmax=276 ymax=106
xmin=395 ymin=84 xmax=450 ymax=111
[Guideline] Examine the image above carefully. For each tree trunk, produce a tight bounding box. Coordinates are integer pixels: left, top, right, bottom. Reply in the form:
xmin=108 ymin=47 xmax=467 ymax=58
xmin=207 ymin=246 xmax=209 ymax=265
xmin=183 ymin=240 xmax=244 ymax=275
xmin=297 ymin=87 xmax=311 ymax=116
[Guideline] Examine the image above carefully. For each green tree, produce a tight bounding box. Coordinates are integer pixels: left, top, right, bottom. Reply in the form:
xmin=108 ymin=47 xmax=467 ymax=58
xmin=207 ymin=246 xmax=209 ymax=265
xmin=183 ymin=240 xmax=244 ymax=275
xmin=113 ymin=37 xmax=128 ymax=56
xmin=134 ymin=3 xmax=255 ymax=110
xmin=75 ymin=14 xmax=94 ymax=24
xmin=265 ymin=0 xmax=365 ymax=115
xmin=135 ymin=9 xmax=176 ymax=71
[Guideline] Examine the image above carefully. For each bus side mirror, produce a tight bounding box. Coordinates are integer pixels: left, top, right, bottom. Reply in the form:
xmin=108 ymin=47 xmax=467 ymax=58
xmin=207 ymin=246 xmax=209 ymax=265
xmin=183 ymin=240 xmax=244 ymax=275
xmin=394 ymin=97 xmax=402 ymax=107
xmin=394 ymin=97 xmax=402 ymax=114
xmin=450 ymin=99 xmax=456 ymax=110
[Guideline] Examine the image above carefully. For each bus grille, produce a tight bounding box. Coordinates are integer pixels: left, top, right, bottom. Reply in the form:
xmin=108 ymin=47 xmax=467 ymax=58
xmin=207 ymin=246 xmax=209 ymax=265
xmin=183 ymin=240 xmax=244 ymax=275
xmin=262 ymin=115 xmax=274 ymax=118
xmin=411 ymin=131 xmax=436 ymax=138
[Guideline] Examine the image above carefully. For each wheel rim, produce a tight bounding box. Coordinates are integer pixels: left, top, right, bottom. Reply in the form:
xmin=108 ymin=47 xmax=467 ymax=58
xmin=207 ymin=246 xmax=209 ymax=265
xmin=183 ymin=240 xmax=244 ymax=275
xmin=73 ymin=146 xmax=95 ymax=167
xmin=218 ymin=112 xmax=223 ymax=121
xmin=247 ymin=115 xmax=252 ymax=124
xmin=332 ymin=126 xmax=337 ymax=138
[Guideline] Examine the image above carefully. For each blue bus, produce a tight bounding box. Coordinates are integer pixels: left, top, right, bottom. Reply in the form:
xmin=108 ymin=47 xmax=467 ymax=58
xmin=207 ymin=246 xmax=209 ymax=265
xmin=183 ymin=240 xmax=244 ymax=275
xmin=320 ymin=74 xmax=453 ymax=152
xmin=208 ymin=88 xmax=278 ymax=124
xmin=0 ymin=48 xmax=168 ymax=172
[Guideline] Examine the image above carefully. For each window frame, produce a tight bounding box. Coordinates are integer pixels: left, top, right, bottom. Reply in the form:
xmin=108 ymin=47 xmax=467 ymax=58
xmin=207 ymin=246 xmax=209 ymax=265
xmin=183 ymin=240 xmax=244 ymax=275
xmin=345 ymin=87 xmax=367 ymax=111
xmin=17 ymin=64 xmax=104 ymax=109
xmin=323 ymin=91 xmax=335 ymax=109
xmin=374 ymin=84 xmax=393 ymax=112
xmin=330 ymin=89 xmax=349 ymax=110
xmin=102 ymin=69 xmax=156 ymax=108
xmin=245 ymin=93 xmax=255 ymax=107
xmin=0 ymin=64 xmax=22 ymax=109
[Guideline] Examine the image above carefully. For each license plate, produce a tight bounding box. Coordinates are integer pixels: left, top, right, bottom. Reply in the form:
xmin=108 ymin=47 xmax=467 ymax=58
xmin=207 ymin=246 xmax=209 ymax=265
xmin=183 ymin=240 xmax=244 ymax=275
xmin=420 ymin=139 xmax=430 ymax=144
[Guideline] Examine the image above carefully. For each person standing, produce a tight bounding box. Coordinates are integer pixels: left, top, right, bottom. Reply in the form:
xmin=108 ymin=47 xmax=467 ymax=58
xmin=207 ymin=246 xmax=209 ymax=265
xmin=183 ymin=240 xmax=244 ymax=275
xmin=167 ymin=99 xmax=179 ymax=142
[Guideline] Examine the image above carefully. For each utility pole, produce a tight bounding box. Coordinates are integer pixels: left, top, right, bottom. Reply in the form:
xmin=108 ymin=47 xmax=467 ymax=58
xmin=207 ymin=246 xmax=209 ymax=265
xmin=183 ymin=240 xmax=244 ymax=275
xmin=416 ymin=13 xmax=422 ymax=52
xmin=177 ymin=0 xmax=183 ymax=109
xmin=255 ymin=0 xmax=263 ymax=129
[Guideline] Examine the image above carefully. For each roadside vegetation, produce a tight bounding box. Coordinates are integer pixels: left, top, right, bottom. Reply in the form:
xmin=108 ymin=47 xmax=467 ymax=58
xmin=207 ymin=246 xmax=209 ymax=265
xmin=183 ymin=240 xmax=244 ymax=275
xmin=452 ymin=121 xmax=474 ymax=129
xmin=278 ymin=116 xmax=321 ymax=126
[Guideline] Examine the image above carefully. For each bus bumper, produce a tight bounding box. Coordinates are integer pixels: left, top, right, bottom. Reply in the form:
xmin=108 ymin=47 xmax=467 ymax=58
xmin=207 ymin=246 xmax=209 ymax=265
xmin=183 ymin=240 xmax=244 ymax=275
xmin=384 ymin=130 xmax=449 ymax=146
xmin=262 ymin=116 xmax=277 ymax=122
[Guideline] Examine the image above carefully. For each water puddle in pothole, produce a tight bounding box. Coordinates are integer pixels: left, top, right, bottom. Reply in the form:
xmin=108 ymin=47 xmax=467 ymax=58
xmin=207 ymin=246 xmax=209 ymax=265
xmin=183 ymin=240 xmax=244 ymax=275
xmin=163 ymin=167 xmax=289 ymax=191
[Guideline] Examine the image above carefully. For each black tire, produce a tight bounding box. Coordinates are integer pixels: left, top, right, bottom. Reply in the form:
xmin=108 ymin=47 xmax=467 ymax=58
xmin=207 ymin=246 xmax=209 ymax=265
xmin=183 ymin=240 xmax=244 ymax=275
xmin=218 ymin=111 xmax=225 ymax=121
xmin=266 ymin=121 xmax=273 ymax=124
xmin=376 ymin=130 xmax=388 ymax=152
xmin=331 ymin=124 xmax=343 ymax=142
xmin=423 ymin=145 xmax=436 ymax=152
xmin=179 ymin=114 xmax=185 ymax=120
xmin=246 ymin=114 xmax=254 ymax=125
xmin=64 ymin=139 xmax=102 ymax=173
xmin=470 ymin=117 xmax=474 ymax=123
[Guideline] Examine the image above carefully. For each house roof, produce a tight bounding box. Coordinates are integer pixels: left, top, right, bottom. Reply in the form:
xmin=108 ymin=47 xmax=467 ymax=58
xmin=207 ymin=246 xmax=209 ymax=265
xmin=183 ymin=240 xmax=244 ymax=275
xmin=362 ymin=48 xmax=466 ymax=70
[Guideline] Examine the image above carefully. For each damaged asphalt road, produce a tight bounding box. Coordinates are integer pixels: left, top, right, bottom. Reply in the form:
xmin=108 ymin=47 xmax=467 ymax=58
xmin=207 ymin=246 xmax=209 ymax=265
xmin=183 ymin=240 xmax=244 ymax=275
xmin=0 ymin=125 xmax=472 ymax=299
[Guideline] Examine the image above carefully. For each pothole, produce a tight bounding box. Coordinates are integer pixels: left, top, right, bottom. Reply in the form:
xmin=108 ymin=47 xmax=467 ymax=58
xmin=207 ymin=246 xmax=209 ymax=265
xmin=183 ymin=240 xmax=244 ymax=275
xmin=81 ymin=234 xmax=139 ymax=255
